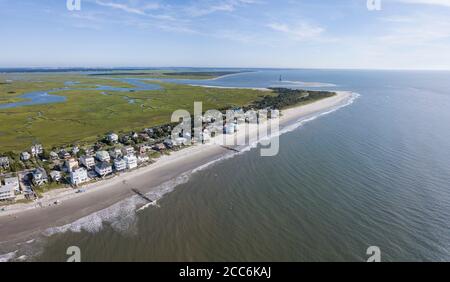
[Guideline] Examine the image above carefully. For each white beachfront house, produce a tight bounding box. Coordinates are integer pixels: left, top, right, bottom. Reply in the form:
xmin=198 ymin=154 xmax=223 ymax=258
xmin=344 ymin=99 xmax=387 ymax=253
xmin=32 ymin=168 xmax=48 ymax=186
xmin=21 ymin=151 xmax=31 ymax=161
xmin=113 ymin=158 xmax=127 ymax=172
xmin=70 ymin=167 xmax=89 ymax=186
xmin=0 ymin=157 xmax=10 ymax=169
xmin=65 ymin=158 xmax=79 ymax=172
xmin=80 ymin=155 xmax=95 ymax=169
xmin=122 ymin=146 xmax=135 ymax=156
xmin=85 ymin=147 xmax=95 ymax=157
xmin=49 ymin=151 xmax=59 ymax=160
xmin=96 ymin=151 xmax=111 ymax=163
xmin=4 ymin=177 xmax=20 ymax=193
xmin=30 ymin=144 xmax=43 ymax=157
xmin=109 ymin=148 xmax=123 ymax=159
xmin=95 ymin=162 xmax=113 ymax=177
xmin=60 ymin=150 xmax=72 ymax=160
xmin=50 ymin=170 xmax=62 ymax=182
xmin=107 ymin=133 xmax=119 ymax=143
xmin=0 ymin=185 xmax=15 ymax=201
xmin=124 ymin=155 xmax=138 ymax=170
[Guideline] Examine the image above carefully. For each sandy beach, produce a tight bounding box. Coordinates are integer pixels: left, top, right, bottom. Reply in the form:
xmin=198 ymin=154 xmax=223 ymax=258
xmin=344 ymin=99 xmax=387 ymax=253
xmin=0 ymin=91 xmax=354 ymax=243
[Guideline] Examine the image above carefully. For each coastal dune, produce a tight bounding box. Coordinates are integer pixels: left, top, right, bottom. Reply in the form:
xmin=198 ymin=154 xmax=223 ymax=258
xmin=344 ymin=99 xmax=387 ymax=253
xmin=0 ymin=91 xmax=354 ymax=243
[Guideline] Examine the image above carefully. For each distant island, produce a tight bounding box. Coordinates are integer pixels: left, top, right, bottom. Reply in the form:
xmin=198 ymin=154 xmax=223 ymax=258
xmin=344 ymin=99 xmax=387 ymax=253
xmin=89 ymin=70 xmax=249 ymax=80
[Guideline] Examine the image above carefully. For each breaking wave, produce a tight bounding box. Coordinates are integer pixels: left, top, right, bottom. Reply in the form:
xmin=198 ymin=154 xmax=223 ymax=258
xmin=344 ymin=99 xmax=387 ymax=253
xmin=0 ymin=251 xmax=17 ymax=262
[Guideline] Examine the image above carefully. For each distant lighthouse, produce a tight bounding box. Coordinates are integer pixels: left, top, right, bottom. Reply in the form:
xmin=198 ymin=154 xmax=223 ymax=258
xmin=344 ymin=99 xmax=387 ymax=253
xmin=279 ymin=75 xmax=282 ymax=82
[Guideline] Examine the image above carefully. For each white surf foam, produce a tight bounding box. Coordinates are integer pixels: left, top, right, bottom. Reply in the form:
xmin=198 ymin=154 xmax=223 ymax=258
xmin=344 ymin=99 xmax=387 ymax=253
xmin=0 ymin=251 xmax=17 ymax=262
xmin=17 ymin=255 xmax=27 ymax=261
xmin=44 ymin=194 xmax=143 ymax=236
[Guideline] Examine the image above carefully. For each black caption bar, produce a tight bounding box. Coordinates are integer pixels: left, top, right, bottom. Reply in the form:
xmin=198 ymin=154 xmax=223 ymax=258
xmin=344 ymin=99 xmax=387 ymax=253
xmin=0 ymin=262 xmax=447 ymax=280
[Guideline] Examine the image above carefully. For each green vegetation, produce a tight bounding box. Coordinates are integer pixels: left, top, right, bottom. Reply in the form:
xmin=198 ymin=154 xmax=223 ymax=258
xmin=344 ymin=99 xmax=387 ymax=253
xmin=248 ymin=88 xmax=336 ymax=110
xmin=0 ymin=73 xmax=271 ymax=152
xmin=33 ymin=181 xmax=65 ymax=197
xmin=89 ymin=70 xmax=245 ymax=80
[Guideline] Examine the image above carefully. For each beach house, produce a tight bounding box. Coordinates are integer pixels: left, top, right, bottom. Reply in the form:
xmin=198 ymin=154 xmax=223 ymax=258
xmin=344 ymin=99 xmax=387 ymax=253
xmin=0 ymin=157 xmax=10 ymax=169
xmin=50 ymin=170 xmax=62 ymax=182
xmin=124 ymin=155 xmax=138 ymax=170
xmin=80 ymin=155 xmax=95 ymax=169
xmin=85 ymin=147 xmax=95 ymax=157
xmin=4 ymin=177 xmax=19 ymax=193
xmin=122 ymin=146 xmax=135 ymax=156
xmin=109 ymin=148 xmax=123 ymax=159
xmin=49 ymin=151 xmax=59 ymax=160
xmin=58 ymin=150 xmax=71 ymax=159
xmin=21 ymin=151 xmax=31 ymax=161
xmin=70 ymin=168 xmax=89 ymax=186
xmin=0 ymin=185 xmax=15 ymax=201
xmin=31 ymin=168 xmax=48 ymax=186
xmin=30 ymin=144 xmax=43 ymax=157
xmin=65 ymin=158 xmax=79 ymax=172
xmin=113 ymin=158 xmax=127 ymax=171
xmin=145 ymin=128 xmax=154 ymax=135
xmin=96 ymin=151 xmax=111 ymax=163
xmin=107 ymin=133 xmax=119 ymax=143
xmin=138 ymin=144 xmax=151 ymax=154
xmin=95 ymin=162 xmax=113 ymax=177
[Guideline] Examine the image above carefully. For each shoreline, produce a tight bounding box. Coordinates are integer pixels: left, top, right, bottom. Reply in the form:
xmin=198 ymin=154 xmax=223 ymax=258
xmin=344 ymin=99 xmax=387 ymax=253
xmin=0 ymin=91 xmax=355 ymax=244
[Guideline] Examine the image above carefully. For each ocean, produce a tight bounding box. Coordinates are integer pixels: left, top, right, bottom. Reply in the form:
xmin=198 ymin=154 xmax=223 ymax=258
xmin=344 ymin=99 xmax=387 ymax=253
xmin=3 ymin=69 xmax=450 ymax=262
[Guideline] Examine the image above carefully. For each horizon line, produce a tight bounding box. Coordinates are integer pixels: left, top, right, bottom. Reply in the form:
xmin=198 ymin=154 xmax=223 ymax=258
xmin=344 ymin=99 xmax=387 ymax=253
xmin=1 ymin=66 xmax=450 ymax=72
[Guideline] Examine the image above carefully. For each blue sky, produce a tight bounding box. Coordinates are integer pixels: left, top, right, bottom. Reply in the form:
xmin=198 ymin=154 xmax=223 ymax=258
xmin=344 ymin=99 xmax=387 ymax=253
xmin=1 ymin=0 xmax=450 ymax=69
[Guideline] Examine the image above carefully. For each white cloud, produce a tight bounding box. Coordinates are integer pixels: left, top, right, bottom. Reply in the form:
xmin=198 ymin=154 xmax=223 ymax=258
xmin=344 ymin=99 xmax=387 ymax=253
xmin=267 ymin=22 xmax=324 ymax=41
xmin=185 ymin=0 xmax=258 ymax=17
xmin=378 ymin=13 xmax=450 ymax=45
xmin=396 ymin=0 xmax=450 ymax=7
xmin=95 ymin=0 xmax=160 ymax=15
